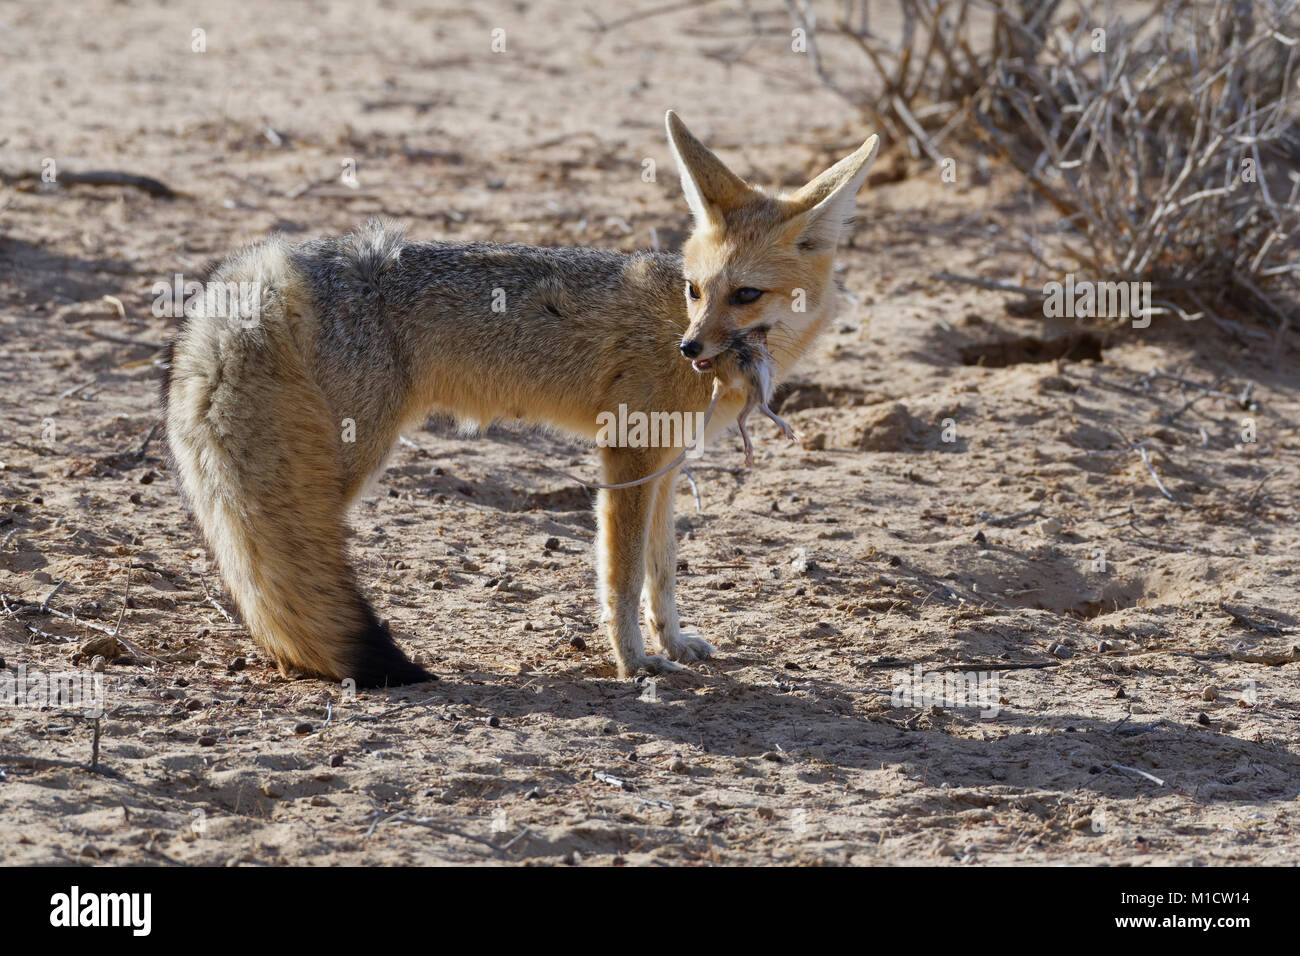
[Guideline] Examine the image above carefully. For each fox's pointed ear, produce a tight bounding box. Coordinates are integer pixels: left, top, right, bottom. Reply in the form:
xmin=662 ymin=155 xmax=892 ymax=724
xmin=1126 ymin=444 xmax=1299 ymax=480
xmin=665 ymin=110 xmax=753 ymax=227
xmin=786 ymin=134 xmax=880 ymax=251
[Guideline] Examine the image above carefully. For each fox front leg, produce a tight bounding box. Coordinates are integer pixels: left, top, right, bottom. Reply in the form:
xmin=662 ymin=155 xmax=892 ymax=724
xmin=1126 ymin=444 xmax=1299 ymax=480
xmin=596 ymin=446 xmax=685 ymax=677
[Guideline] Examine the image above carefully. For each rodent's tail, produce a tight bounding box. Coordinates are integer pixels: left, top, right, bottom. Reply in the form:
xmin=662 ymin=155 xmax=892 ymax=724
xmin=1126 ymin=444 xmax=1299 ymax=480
xmin=161 ymin=248 xmax=432 ymax=687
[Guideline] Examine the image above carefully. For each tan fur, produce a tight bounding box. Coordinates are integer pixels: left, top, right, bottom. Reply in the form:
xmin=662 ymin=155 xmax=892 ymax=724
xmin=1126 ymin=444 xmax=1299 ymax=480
xmin=164 ymin=113 xmax=878 ymax=683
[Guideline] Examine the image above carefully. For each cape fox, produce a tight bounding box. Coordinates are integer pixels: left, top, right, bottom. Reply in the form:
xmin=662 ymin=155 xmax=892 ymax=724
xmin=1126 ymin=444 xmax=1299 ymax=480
xmin=162 ymin=112 xmax=879 ymax=686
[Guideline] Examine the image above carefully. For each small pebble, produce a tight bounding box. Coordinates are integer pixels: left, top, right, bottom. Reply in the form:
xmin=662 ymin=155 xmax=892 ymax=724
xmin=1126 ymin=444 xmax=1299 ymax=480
xmin=487 ymin=715 xmax=501 ymax=728
xmin=1049 ymin=643 xmax=1074 ymax=659
xmin=1036 ymin=517 xmax=1063 ymax=536
xmin=228 ymin=656 xmax=247 ymax=672
xmin=197 ymin=735 xmax=217 ymax=747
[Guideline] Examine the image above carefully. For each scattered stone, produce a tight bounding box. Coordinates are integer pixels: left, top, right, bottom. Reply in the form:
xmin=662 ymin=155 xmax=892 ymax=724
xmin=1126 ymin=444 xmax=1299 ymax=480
xmin=197 ymin=735 xmax=217 ymax=747
xmin=78 ymin=634 xmax=122 ymax=661
xmin=1036 ymin=517 xmax=1063 ymax=536
xmin=1049 ymin=643 xmax=1074 ymax=659
xmin=228 ymin=656 xmax=247 ymax=672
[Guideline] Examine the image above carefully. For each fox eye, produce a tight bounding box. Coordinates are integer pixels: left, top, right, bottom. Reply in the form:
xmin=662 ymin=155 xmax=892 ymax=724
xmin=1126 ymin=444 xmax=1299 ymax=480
xmin=686 ymin=281 xmax=701 ymax=301
xmin=730 ymin=287 xmax=764 ymax=306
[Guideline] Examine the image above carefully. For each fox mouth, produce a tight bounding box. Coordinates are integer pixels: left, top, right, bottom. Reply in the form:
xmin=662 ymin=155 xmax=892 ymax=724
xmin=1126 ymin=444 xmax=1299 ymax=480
xmin=690 ymin=326 xmax=769 ymax=374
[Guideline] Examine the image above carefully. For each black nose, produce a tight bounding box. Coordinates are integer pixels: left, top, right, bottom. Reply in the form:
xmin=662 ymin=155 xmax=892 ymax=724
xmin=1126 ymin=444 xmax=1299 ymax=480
xmin=680 ymin=339 xmax=703 ymax=358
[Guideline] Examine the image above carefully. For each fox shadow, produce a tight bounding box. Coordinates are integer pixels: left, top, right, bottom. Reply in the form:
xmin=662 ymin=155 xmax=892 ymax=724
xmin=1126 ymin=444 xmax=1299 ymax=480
xmin=407 ymin=663 xmax=1300 ymax=805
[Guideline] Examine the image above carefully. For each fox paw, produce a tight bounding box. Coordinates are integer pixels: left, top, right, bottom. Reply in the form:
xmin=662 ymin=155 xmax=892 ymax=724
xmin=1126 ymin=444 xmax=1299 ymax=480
xmin=622 ymin=654 xmax=685 ymax=678
xmin=663 ymin=632 xmax=716 ymax=664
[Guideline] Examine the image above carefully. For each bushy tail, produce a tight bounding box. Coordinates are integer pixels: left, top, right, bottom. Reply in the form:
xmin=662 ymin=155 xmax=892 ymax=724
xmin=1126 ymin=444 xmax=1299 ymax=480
xmin=161 ymin=247 xmax=431 ymax=688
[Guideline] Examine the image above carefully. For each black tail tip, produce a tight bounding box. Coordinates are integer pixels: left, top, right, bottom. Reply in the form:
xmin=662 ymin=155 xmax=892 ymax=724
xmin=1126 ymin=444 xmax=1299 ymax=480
xmin=350 ymin=614 xmax=437 ymax=688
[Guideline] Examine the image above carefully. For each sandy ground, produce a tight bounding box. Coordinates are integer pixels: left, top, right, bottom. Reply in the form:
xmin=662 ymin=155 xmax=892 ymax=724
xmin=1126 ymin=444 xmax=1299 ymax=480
xmin=2 ymin=0 xmax=1299 ymax=866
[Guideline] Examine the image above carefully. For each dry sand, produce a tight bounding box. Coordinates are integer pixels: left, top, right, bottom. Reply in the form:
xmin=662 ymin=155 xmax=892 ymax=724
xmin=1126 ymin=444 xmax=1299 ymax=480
xmin=1 ymin=0 xmax=1298 ymax=865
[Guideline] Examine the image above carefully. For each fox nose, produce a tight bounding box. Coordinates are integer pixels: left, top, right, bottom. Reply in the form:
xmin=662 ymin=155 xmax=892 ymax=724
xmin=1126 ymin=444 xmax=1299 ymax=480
xmin=680 ymin=339 xmax=703 ymax=359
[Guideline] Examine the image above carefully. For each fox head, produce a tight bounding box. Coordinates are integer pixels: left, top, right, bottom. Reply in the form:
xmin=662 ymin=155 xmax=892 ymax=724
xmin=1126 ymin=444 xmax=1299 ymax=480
xmin=665 ymin=110 xmax=878 ymax=377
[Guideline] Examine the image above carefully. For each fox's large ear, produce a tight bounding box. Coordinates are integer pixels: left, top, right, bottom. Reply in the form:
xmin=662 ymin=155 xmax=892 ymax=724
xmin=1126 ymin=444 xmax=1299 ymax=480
xmin=665 ymin=110 xmax=753 ymax=228
xmin=786 ymin=134 xmax=880 ymax=251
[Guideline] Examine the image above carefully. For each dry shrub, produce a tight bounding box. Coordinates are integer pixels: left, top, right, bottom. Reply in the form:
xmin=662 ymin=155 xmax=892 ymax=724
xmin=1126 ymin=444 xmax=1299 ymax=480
xmin=792 ymin=0 xmax=1300 ymax=340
